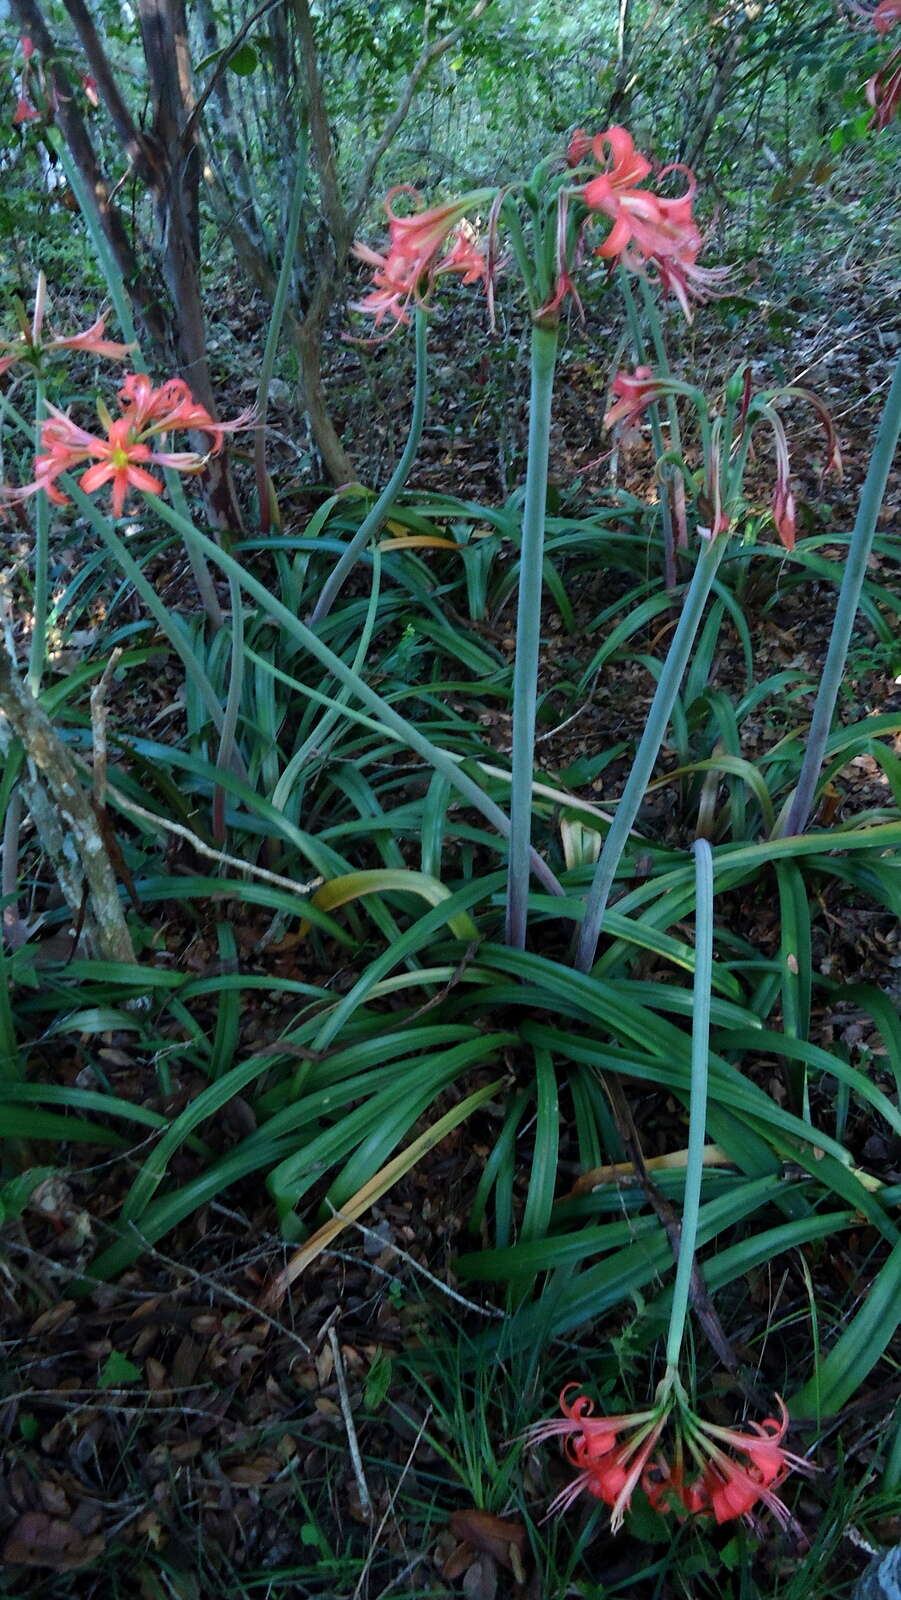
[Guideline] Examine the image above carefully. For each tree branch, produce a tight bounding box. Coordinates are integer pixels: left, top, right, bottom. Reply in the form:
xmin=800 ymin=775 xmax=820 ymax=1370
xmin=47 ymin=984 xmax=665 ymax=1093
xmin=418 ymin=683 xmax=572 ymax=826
xmin=10 ymin=0 xmax=172 ymax=356
xmin=351 ymin=0 xmax=494 ymax=223
xmin=182 ymin=0 xmax=284 ymax=148
xmin=60 ymin=0 xmax=156 ymax=180
xmin=291 ymin=0 xmax=349 ymax=254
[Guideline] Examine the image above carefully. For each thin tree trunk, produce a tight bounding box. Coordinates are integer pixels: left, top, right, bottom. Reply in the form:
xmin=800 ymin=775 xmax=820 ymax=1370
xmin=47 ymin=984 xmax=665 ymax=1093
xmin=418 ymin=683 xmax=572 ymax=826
xmin=296 ymin=308 xmax=356 ymax=484
xmin=682 ymin=24 xmax=745 ymax=172
xmin=11 ymin=0 xmax=172 ymax=357
xmin=138 ymin=0 xmax=243 ymax=529
xmin=608 ymin=0 xmax=634 ymax=123
xmin=194 ymin=0 xmax=272 ymax=261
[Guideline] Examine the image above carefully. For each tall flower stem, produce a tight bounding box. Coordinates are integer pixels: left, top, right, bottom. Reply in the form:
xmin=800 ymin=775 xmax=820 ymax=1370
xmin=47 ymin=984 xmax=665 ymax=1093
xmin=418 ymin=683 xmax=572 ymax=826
xmin=619 ymin=272 xmax=676 ymax=588
xmin=781 ymin=352 xmax=901 ymax=837
xmin=309 ymin=306 xmax=429 ymax=626
xmin=506 ymin=318 xmax=559 ymax=948
xmin=27 ymin=377 xmax=49 ymax=692
xmin=575 ymin=535 xmax=728 ymax=971
xmin=638 ymin=275 xmax=684 ymax=462
xmin=665 ymin=837 xmax=714 ymax=1370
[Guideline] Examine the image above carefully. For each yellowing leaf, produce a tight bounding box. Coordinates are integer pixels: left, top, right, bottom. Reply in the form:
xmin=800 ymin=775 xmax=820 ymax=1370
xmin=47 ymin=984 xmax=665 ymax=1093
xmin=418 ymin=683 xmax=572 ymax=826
xmin=303 ymin=869 xmax=479 ymax=941
xmin=378 ymin=534 xmax=463 ymax=551
xmin=263 ymin=1078 xmax=503 ymax=1300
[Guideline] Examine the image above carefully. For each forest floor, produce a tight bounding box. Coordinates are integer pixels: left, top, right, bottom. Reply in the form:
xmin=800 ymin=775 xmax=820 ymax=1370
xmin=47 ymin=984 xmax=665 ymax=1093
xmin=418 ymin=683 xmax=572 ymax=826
xmin=1 ymin=264 xmax=900 ymax=1599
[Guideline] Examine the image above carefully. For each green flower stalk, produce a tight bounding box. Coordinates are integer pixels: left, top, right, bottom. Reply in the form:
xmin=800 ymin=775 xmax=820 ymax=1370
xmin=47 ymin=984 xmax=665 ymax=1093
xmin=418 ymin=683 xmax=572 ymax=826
xmin=27 ymin=379 xmax=49 ymax=693
xmin=574 ymin=535 xmax=728 ymax=971
xmin=506 ymin=318 xmax=559 ymax=948
xmin=339 ymin=127 xmax=732 ymax=948
xmin=309 ymin=305 xmax=430 ymax=626
xmin=527 ymin=837 xmax=815 ymax=1529
xmin=666 ymin=837 xmax=714 ymax=1370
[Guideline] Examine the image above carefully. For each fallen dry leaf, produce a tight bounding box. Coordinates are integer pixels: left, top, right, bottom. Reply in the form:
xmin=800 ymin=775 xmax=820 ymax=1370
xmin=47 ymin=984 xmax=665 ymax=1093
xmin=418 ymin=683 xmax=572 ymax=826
xmin=449 ymin=1508 xmax=527 ymax=1574
xmin=3 ymin=1511 xmax=105 ymax=1570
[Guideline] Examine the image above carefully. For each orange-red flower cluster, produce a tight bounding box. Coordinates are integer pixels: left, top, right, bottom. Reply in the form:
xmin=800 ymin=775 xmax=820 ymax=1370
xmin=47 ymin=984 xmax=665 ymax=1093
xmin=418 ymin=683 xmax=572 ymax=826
xmin=17 ymin=374 xmax=253 ymax=519
xmin=525 ymin=1386 xmax=812 ymax=1532
xmin=351 ymin=186 xmax=492 ymax=327
xmin=567 ymin=126 xmax=730 ymax=320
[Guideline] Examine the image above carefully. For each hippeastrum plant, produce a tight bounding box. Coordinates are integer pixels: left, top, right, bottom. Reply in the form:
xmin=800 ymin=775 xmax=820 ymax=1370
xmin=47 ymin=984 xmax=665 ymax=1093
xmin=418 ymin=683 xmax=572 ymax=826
xmin=574 ymin=363 xmax=841 ymax=973
xmin=342 ymin=125 xmax=728 ymax=951
xmin=526 ymin=842 xmax=815 ymax=1533
xmin=348 ymin=186 xmax=495 ymax=329
xmin=603 ymin=362 xmax=842 ymax=552
xmin=0 ymin=272 xmax=135 ymax=688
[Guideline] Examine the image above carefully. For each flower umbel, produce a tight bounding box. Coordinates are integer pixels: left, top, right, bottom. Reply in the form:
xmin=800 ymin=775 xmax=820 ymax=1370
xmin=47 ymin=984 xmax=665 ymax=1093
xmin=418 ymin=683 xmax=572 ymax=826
xmin=570 ymin=126 xmax=730 ymax=320
xmin=16 ymin=373 xmax=253 ymax=518
xmin=350 ymin=187 xmax=494 ymax=328
xmin=526 ymin=1382 xmax=813 ymax=1532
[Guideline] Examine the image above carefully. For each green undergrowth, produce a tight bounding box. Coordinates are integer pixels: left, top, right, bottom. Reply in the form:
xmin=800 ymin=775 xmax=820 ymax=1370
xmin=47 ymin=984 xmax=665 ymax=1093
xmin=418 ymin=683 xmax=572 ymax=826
xmin=2 ymin=485 xmax=901 ymax=1592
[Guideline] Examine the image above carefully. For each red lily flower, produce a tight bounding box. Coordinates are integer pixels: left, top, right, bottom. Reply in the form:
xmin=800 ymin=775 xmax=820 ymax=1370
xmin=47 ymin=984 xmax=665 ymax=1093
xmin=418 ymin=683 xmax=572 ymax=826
xmin=566 ymin=127 xmax=594 ymax=166
xmin=12 ymin=95 xmax=39 ymax=126
xmin=522 ymin=1385 xmax=666 ymax=1529
xmin=18 ymin=373 xmax=252 ymax=517
xmin=573 ymin=128 xmax=728 ymax=318
xmin=351 ymin=189 xmax=493 ymax=328
xmin=383 ymin=187 xmax=478 ymax=272
xmin=582 ymin=126 xmax=653 ymax=195
xmin=77 ymin=417 xmax=165 ymax=519
xmin=604 ymin=365 xmax=666 ymax=428
xmin=0 ymin=274 xmax=133 ymax=376
xmin=349 ymin=243 xmax=424 ymax=327
xmin=581 ymin=129 xmax=676 ymax=262
xmin=27 ymin=407 xmax=168 ymax=516
xmin=116 ymin=373 xmax=253 ymax=452
xmin=526 ymin=1386 xmax=814 ymax=1532
xmin=437 ymin=227 xmax=490 ymax=285
xmin=686 ymin=1400 xmax=813 ymax=1527
xmin=52 ymin=317 xmax=134 ymax=361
